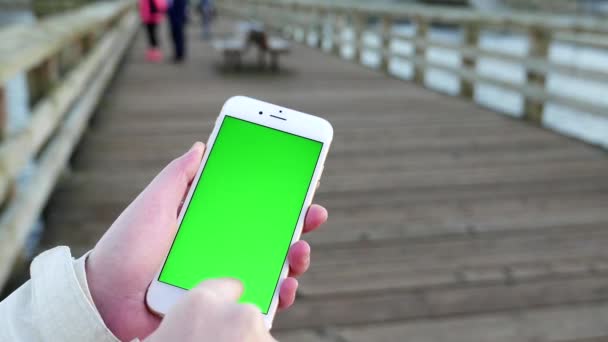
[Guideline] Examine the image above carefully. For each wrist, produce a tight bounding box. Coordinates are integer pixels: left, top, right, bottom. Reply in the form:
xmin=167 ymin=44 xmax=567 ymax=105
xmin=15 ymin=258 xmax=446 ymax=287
xmin=85 ymin=250 xmax=161 ymax=341
xmin=85 ymin=252 xmax=122 ymax=338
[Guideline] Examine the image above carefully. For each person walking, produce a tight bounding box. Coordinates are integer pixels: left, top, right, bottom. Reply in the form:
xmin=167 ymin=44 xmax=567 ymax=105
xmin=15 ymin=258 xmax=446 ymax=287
xmin=168 ymin=0 xmax=189 ymax=63
xmin=139 ymin=0 xmax=168 ymax=62
xmin=199 ymin=0 xmax=215 ymax=40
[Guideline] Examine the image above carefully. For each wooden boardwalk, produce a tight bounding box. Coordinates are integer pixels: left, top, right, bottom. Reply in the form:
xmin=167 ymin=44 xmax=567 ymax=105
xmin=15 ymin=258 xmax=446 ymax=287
xmin=40 ymin=20 xmax=608 ymax=341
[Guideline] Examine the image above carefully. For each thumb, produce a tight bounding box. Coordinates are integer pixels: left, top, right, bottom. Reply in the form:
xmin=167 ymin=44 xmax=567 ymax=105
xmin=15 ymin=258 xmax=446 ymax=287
xmin=142 ymin=142 xmax=205 ymax=215
xmin=194 ymin=278 xmax=244 ymax=303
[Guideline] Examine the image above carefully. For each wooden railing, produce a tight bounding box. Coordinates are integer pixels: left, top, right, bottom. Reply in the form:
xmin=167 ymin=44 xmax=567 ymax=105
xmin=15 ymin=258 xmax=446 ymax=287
xmin=217 ymin=0 xmax=608 ymax=138
xmin=0 ymin=0 xmax=99 ymax=15
xmin=0 ymin=0 xmax=30 ymax=9
xmin=0 ymin=0 xmax=138 ymax=288
xmin=32 ymin=0 xmax=102 ymax=17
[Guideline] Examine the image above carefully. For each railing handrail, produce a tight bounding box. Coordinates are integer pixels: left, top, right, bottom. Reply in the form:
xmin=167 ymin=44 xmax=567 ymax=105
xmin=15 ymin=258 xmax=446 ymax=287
xmin=262 ymin=0 xmax=608 ymax=33
xmin=219 ymin=0 xmax=608 ymax=148
xmin=0 ymin=1 xmax=133 ymax=84
xmin=0 ymin=0 xmax=138 ymax=289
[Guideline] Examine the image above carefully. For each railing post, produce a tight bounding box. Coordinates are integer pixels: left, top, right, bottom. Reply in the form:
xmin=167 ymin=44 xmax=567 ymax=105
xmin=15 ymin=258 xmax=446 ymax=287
xmin=524 ymin=27 xmax=550 ymax=124
xmin=0 ymin=85 xmax=6 ymax=140
xmin=332 ymin=13 xmax=342 ymax=56
xmin=293 ymin=3 xmax=304 ymax=43
xmin=316 ymin=8 xmax=324 ymax=49
xmin=413 ymin=16 xmax=428 ymax=84
xmin=278 ymin=1 xmax=292 ymax=40
xmin=59 ymin=42 xmax=82 ymax=76
xmin=352 ymin=12 xmax=364 ymax=63
xmin=379 ymin=15 xmax=392 ymax=73
xmin=80 ymin=33 xmax=96 ymax=55
xmin=27 ymin=57 xmax=59 ymax=106
xmin=461 ymin=22 xmax=479 ymax=98
xmin=307 ymin=6 xmax=317 ymax=46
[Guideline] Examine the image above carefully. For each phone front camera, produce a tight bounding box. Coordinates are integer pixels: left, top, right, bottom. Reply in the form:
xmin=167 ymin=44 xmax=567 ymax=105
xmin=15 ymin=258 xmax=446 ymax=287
xmin=259 ymin=111 xmax=263 ymax=115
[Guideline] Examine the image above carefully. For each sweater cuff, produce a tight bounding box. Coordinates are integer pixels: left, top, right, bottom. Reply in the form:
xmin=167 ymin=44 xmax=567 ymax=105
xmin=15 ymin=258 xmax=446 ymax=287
xmin=30 ymin=246 xmax=119 ymax=342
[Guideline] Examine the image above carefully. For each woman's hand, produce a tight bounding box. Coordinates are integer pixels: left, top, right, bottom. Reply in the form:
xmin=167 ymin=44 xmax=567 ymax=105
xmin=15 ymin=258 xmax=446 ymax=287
xmin=86 ymin=142 xmax=328 ymax=341
xmin=145 ymin=279 xmax=276 ymax=342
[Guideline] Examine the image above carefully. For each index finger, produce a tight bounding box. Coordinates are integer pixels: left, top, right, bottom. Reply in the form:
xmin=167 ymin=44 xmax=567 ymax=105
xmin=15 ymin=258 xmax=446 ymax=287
xmin=195 ymin=278 xmax=244 ymax=302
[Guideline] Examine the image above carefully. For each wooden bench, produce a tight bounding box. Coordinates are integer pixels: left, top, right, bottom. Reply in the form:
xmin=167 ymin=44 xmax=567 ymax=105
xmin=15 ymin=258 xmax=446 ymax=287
xmin=266 ymin=36 xmax=290 ymax=70
xmin=213 ymin=24 xmax=290 ymax=70
xmin=212 ymin=38 xmax=247 ymax=69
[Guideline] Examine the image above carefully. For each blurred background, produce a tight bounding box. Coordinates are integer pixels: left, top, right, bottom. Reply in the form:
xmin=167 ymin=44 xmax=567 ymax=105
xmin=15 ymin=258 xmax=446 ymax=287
xmin=1 ymin=0 xmax=608 ymax=341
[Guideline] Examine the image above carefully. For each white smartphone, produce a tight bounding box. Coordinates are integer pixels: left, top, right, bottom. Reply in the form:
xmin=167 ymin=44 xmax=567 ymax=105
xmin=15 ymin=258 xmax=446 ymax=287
xmin=146 ymin=96 xmax=333 ymax=329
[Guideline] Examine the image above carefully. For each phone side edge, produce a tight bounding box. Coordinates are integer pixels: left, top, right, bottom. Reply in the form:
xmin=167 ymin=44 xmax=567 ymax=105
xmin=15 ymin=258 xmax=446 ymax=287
xmin=262 ymin=122 xmax=332 ymax=328
xmin=145 ymin=112 xmax=227 ymax=316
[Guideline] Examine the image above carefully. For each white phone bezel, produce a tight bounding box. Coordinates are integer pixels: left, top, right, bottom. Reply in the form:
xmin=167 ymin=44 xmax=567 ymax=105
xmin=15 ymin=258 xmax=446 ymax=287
xmin=146 ymin=96 xmax=333 ymax=329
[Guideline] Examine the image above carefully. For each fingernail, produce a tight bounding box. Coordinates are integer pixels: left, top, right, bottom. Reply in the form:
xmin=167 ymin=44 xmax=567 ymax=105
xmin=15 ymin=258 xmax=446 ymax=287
xmin=224 ymin=278 xmax=244 ymax=294
xmin=187 ymin=142 xmax=204 ymax=155
xmin=222 ymin=278 xmax=243 ymax=289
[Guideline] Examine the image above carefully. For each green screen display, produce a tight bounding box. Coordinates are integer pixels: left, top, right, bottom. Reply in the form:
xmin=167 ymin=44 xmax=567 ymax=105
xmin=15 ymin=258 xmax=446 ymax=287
xmin=159 ymin=116 xmax=323 ymax=313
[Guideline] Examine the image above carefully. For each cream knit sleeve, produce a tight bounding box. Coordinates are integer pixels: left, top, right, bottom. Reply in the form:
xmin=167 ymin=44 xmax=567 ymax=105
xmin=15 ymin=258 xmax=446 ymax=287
xmin=0 ymin=246 xmax=129 ymax=342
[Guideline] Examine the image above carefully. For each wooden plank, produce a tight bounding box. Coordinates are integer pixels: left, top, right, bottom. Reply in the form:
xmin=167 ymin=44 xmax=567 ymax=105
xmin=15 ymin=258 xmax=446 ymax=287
xmin=339 ymin=302 xmax=608 ymax=342
xmin=276 ymin=275 xmax=608 ymax=329
xmin=305 ymin=224 xmax=608 ymax=276
xmin=273 ymin=330 xmax=328 ymax=342
xmin=299 ymin=252 xmax=599 ymax=297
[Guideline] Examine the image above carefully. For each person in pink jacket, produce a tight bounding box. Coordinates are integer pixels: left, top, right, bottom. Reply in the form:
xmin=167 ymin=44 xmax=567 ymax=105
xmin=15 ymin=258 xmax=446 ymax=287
xmin=140 ymin=0 xmax=168 ymax=62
